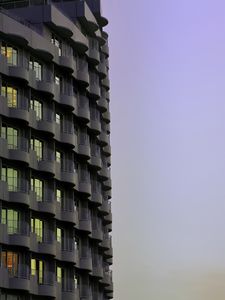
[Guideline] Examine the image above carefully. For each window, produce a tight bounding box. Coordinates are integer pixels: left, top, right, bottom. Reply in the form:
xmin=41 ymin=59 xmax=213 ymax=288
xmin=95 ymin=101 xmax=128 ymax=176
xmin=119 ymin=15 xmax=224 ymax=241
xmin=51 ymin=34 xmax=62 ymax=56
xmin=57 ymin=266 xmax=62 ymax=283
xmin=55 ymin=75 xmax=62 ymax=91
xmin=1 ymin=42 xmax=18 ymax=65
xmin=1 ymin=125 xmax=18 ymax=149
xmin=31 ymin=258 xmax=36 ymax=276
xmin=56 ymin=113 xmax=62 ymax=125
xmin=74 ymin=237 xmax=79 ymax=250
xmin=56 ymin=227 xmax=62 ymax=243
xmin=1 ymin=208 xmax=19 ymax=234
xmin=74 ymin=274 xmax=79 ymax=289
xmin=1 ymin=251 xmax=18 ymax=276
xmin=31 ymin=218 xmax=43 ymax=242
xmin=30 ymin=98 xmax=42 ymax=120
xmin=29 ymin=58 xmax=42 ymax=80
xmin=56 ymin=189 xmax=63 ymax=203
xmin=1 ymin=83 xmax=18 ymax=108
xmin=1 ymin=167 xmax=18 ymax=191
xmin=30 ymin=138 xmax=43 ymax=160
xmin=56 ymin=151 xmax=62 ymax=164
xmin=31 ymin=178 xmax=43 ymax=201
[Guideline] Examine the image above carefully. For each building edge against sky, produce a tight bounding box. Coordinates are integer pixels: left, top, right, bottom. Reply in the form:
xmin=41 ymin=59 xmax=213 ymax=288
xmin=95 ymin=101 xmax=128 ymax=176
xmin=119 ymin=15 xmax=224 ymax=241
xmin=0 ymin=0 xmax=113 ymax=299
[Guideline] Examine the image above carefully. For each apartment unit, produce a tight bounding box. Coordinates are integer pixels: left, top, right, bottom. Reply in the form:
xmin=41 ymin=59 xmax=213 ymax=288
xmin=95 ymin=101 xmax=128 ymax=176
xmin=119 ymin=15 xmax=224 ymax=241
xmin=0 ymin=0 xmax=112 ymax=299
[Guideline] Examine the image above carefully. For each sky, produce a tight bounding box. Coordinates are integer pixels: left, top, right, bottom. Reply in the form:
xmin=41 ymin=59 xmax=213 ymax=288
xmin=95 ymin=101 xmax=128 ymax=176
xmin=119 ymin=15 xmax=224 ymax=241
xmin=102 ymin=0 xmax=225 ymax=299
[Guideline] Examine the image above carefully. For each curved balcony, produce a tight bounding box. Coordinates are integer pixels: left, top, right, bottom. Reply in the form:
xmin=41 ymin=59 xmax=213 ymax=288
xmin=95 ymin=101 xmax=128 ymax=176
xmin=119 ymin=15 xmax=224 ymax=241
xmin=9 ymin=64 xmax=29 ymax=82
xmin=98 ymin=132 xmax=109 ymax=146
xmin=55 ymin=163 xmax=77 ymax=186
xmin=38 ymin=275 xmax=56 ymax=298
xmin=90 ymin=227 xmax=103 ymax=242
xmin=91 ymin=264 xmax=103 ymax=278
xmin=29 ymin=110 xmax=55 ymax=136
xmin=61 ymin=287 xmax=77 ymax=300
xmin=100 ymin=234 xmax=111 ymax=250
xmin=0 ymin=265 xmax=30 ymax=291
xmin=0 ymin=222 xmax=30 ymax=248
xmin=77 ymin=96 xmax=90 ymax=123
xmin=55 ymin=125 xmax=77 ymax=148
xmin=30 ymin=189 xmax=56 ymax=215
xmin=97 ymin=97 xmax=108 ymax=112
xmin=0 ymin=96 xmax=29 ymax=123
xmin=98 ymin=62 xmax=108 ymax=79
xmin=78 ymin=180 xmax=91 ymax=196
xmin=1 ymin=179 xmax=30 ymax=206
xmin=103 ymin=179 xmax=112 ymax=191
xmin=60 ymin=93 xmax=77 ymax=111
xmin=88 ymin=48 xmax=100 ymax=65
xmin=56 ymin=242 xmax=76 ymax=264
xmin=104 ymin=211 xmax=112 ymax=225
xmin=89 ymin=118 xmax=101 ymax=135
xmin=76 ymin=60 xmax=89 ymax=86
xmin=58 ymin=55 xmax=76 ymax=73
xmin=98 ymin=200 xmax=111 ymax=216
xmin=79 ymin=256 xmax=92 ymax=272
xmin=103 ymin=145 xmax=111 ymax=157
xmin=78 ymin=216 xmax=92 ymax=233
xmin=30 ymin=232 xmax=56 ymax=256
xmin=90 ymin=155 xmax=102 ymax=169
xmin=0 ymin=137 xmax=29 ymax=164
xmin=88 ymin=82 xmax=101 ymax=99
xmin=56 ymin=201 xmax=78 ymax=224
xmin=104 ymin=246 xmax=113 ymax=259
xmin=90 ymin=190 xmax=102 ymax=206
xmin=99 ymin=167 xmax=110 ymax=181
xmin=101 ymin=43 xmax=109 ymax=58
xmin=101 ymin=270 xmax=112 ymax=286
xmin=36 ymin=80 xmax=55 ymax=96
xmin=102 ymin=110 xmax=111 ymax=124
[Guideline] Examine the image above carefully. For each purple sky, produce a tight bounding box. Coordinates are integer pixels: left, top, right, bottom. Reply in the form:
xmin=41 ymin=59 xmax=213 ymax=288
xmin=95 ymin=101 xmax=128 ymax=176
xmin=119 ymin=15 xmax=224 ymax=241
xmin=102 ymin=0 xmax=225 ymax=299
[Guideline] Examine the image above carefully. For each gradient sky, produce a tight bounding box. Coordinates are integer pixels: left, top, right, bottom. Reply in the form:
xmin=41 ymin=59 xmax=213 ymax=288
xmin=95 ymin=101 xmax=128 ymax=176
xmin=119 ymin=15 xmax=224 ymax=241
xmin=102 ymin=0 xmax=225 ymax=299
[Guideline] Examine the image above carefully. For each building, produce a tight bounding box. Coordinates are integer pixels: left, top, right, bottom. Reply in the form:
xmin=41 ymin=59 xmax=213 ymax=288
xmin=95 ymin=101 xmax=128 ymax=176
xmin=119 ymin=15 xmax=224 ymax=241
xmin=0 ymin=0 xmax=112 ymax=299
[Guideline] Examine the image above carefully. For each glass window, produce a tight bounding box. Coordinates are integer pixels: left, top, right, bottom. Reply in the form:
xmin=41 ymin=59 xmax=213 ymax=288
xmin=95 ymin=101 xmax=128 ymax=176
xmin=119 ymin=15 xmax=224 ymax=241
xmin=29 ymin=58 xmax=42 ymax=80
xmin=31 ymin=218 xmax=43 ymax=242
xmin=31 ymin=178 xmax=43 ymax=201
xmin=38 ymin=260 xmax=43 ymax=284
xmin=56 ymin=227 xmax=62 ymax=243
xmin=56 ymin=151 xmax=62 ymax=164
xmin=1 ymin=125 xmax=18 ymax=149
xmin=31 ymin=258 xmax=36 ymax=276
xmin=30 ymin=99 xmax=42 ymax=120
xmin=1 ymin=251 xmax=18 ymax=277
xmin=51 ymin=34 xmax=62 ymax=56
xmin=30 ymin=138 xmax=43 ymax=160
xmin=57 ymin=266 xmax=62 ymax=283
xmin=1 ymin=83 xmax=18 ymax=108
xmin=56 ymin=189 xmax=63 ymax=203
xmin=1 ymin=42 xmax=18 ymax=65
xmin=56 ymin=113 xmax=62 ymax=125
xmin=1 ymin=209 xmax=19 ymax=234
xmin=1 ymin=167 xmax=18 ymax=191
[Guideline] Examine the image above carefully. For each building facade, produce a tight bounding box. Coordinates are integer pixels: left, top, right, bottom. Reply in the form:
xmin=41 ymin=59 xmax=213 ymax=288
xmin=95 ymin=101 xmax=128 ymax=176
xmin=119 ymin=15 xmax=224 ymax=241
xmin=0 ymin=0 xmax=112 ymax=299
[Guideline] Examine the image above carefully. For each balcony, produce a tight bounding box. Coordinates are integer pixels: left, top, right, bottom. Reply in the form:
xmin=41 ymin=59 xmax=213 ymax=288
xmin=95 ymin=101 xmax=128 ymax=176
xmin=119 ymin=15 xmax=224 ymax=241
xmin=0 ymin=95 xmax=29 ymax=123
xmin=30 ymin=150 xmax=55 ymax=175
xmin=0 ymin=179 xmax=30 ymax=206
xmin=30 ymin=189 xmax=56 ymax=215
xmin=78 ymin=169 xmax=91 ymax=195
xmin=78 ymin=208 xmax=92 ymax=233
xmin=0 ymin=264 xmax=30 ymax=291
xmin=55 ymin=124 xmax=77 ymax=148
xmin=29 ymin=110 xmax=55 ymax=136
xmin=98 ymin=61 xmax=108 ymax=79
xmin=102 ymin=110 xmax=111 ymax=124
xmin=30 ymin=232 xmax=56 ymax=256
xmin=78 ymin=133 xmax=91 ymax=159
xmin=90 ymin=225 xmax=103 ymax=242
xmin=30 ymin=272 xmax=56 ymax=298
xmin=0 ymin=136 xmax=29 ymax=164
xmin=60 ymin=93 xmax=78 ymax=112
xmin=0 ymin=222 xmax=30 ymax=248
xmin=58 ymin=55 xmax=76 ymax=73
xmin=76 ymin=95 xmax=90 ymax=122
xmin=76 ymin=59 xmax=89 ymax=86
xmin=98 ymin=200 xmax=111 ymax=215
xmin=55 ymin=162 xmax=77 ymax=186
xmin=103 ymin=145 xmax=111 ymax=157
xmin=56 ymin=200 xmax=78 ymax=224
xmin=79 ymin=252 xmax=92 ymax=272
xmin=101 ymin=269 xmax=112 ymax=286
xmin=56 ymin=240 xmax=76 ymax=264
xmin=97 ymin=97 xmax=108 ymax=112
xmin=88 ymin=38 xmax=100 ymax=65
xmin=90 ymin=184 xmax=102 ymax=206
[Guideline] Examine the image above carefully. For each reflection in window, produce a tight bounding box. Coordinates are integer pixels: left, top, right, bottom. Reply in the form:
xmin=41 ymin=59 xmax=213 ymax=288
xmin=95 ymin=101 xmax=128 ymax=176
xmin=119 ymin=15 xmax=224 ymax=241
xmin=1 ymin=83 xmax=18 ymax=108
xmin=1 ymin=42 xmax=18 ymax=65
xmin=56 ymin=151 xmax=62 ymax=164
xmin=1 ymin=125 xmax=18 ymax=149
xmin=1 ymin=208 xmax=19 ymax=234
xmin=30 ymin=98 xmax=42 ymax=120
xmin=56 ymin=113 xmax=62 ymax=126
xmin=31 ymin=218 xmax=43 ymax=243
xmin=56 ymin=189 xmax=63 ymax=203
xmin=51 ymin=34 xmax=62 ymax=56
xmin=31 ymin=258 xmax=44 ymax=284
xmin=31 ymin=138 xmax=43 ymax=160
xmin=56 ymin=227 xmax=62 ymax=243
xmin=31 ymin=178 xmax=43 ymax=201
xmin=1 ymin=167 xmax=18 ymax=191
xmin=1 ymin=251 xmax=18 ymax=276
xmin=57 ymin=266 xmax=62 ymax=283
xmin=29 ymin=58 xmax=42 ymax=80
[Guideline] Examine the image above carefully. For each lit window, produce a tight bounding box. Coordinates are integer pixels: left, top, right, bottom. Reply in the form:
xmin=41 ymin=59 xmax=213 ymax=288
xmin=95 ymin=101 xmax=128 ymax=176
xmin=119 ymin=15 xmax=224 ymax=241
xmin=1 ymin=83 xmax=18 ymax=108
xmin=56 ymin=151 xmax=62 ymax=164
xmin=1 ymin=208 xmax=19 ymax=234
xmin=56 ymin=189 xmax=63 ymax=203
xmin=51 ymin=34 xmax=62 ymax=56
xmin=30 ymin=99 xmax=42 ymax=120
xmin=57 ymin=266 xmax=62 ymax=283
xmin=31 ymin=178 xmax=43 ymax=201
xmin=1 ymin=42 xmax=18 ymax=65
xmin=38 ymin=260 xmax=44 ymax=284
xmin=29 ymin=58 xmax=42 ymax=80
xmin=1 ymin=251 xmax=18 ymax=277
xmin=31 ymin=138 xmax=43 ymax=160
xmin=31 ymin=258 xmax=36 ymax=276
xmin=1 ymin=125 xmax=18 ymax=149
xmin=56 ymin=113 xmax=62 ymax=125
xmin=31 ymin=218 xmax=43 ymax=242
xmin=56 ymin=227 xmax=62 ymax=243
xmin=1 ymin=167 xmax=18 ymax=191
xmin=74 ymin=274 xmax=79 ymax=289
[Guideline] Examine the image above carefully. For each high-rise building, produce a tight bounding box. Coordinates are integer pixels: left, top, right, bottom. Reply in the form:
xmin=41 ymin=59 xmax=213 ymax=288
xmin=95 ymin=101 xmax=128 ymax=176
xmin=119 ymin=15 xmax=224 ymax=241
xmin=0 ymin=0 xmax=112 ymax=299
